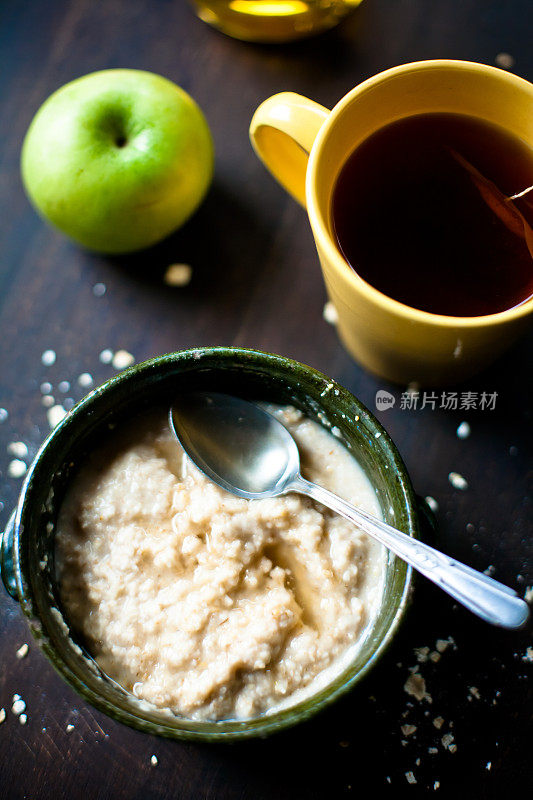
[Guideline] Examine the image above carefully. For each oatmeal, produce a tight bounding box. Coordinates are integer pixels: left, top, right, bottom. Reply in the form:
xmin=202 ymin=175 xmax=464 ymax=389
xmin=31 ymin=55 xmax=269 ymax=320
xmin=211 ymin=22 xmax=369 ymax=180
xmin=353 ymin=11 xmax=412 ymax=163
xmin=55 ymin=406 xmax=384 ymax=721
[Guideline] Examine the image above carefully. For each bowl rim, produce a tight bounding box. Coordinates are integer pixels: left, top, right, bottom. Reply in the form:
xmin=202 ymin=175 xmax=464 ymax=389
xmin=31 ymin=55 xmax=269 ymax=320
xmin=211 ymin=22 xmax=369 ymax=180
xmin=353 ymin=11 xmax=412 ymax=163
xmin=10 ymin=346 xmax=418 ymax=740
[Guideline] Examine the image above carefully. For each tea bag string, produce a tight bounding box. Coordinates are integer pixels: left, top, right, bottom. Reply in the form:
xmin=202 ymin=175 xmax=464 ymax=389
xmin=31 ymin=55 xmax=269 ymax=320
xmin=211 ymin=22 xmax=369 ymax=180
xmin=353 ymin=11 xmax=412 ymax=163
xmin=509 ymin=185 xmax=533 ymax=201
xmin=448 ymin=148 xmax=533 ymax=258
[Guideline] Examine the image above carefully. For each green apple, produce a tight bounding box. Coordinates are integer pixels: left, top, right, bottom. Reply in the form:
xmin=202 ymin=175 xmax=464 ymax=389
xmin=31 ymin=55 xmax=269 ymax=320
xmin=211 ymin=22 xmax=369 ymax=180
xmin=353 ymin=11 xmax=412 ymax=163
xmin=21 ymin=69 xmax=214 ymax=253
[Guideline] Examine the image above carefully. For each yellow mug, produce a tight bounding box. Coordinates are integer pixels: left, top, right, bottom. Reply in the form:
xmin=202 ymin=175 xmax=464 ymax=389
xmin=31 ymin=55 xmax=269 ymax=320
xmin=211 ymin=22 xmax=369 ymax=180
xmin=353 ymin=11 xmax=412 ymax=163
xmin=250 ymin=60 xmax=533 ymax=386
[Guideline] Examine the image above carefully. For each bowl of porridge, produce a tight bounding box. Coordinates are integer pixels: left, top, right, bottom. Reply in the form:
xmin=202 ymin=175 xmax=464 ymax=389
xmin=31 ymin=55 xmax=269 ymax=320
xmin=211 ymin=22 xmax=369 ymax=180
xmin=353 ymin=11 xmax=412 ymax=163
xmin=1 ymin=347 xmax=419 ymax=740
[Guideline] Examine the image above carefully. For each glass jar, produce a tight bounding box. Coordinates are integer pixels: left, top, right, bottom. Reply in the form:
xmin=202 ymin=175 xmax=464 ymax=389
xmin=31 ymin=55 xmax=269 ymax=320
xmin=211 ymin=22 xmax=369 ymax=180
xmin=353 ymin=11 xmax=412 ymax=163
xmin=190 ymin=0 xmax=363 ymax=43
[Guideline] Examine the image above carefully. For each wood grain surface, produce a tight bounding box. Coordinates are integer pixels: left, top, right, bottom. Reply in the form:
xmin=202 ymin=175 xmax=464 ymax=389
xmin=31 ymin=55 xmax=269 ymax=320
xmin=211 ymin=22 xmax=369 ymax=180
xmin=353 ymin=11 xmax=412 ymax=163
xmin=0 ymin=1 xmax=532 ymax=797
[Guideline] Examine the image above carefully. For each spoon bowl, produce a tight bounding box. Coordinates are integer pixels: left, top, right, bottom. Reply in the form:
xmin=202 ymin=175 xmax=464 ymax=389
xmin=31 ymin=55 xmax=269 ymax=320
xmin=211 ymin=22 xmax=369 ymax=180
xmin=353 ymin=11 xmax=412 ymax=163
xmin=170 ymin=392 xmax=299 ymax=498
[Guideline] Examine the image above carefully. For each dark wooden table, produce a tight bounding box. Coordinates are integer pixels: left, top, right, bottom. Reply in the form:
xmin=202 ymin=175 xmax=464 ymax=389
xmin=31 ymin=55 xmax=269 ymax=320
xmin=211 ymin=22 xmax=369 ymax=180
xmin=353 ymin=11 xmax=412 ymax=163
xmin=1 ymin=1 xmax=532 ymax=797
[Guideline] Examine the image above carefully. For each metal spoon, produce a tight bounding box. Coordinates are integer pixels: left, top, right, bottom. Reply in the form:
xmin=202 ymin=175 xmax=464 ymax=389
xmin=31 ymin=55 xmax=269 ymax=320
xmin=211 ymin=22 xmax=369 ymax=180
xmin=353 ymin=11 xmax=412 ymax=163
xmin=169 ymin=392 xmax=529 ymax=630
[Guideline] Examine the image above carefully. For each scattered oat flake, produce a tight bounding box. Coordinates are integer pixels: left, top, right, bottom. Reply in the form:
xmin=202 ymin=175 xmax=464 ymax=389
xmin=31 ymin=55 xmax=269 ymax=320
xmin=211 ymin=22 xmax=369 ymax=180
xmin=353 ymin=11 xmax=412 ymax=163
xmin=429 ymin=650 xmax=441 ymax=663
xmin=7 ymin=441 xmax=28 ymax=458
xmin=456 ymin=421 xmax=470 ymax=439
xmin=436 ymin=637 xmax=454 ymax=653
xmin=0 ymin=708 xmax=5 ymax=724
xmin=469 ymin=686 xmax=481 ymax=699
xmin=414 ymin=646 xmax=430 ymax=662
xmin=405 ymin=771 xmax=417 ymax=784
xmin=425 ymin=496 xmax=439 ymax=514
xmin=495 ymin=52 xmax=515 ymax=69
xmin=524 ymin=586 xmax=533 ymax=603
xmin=78 ymin=373 xmax=93 ymax=388
xmin=441 ymin=733 xmax=455 ymax=750
xmin=8 ymin=459 xmax=27 ymax=478
xmin=448 ymin=472 xmax=468 ymax=490
xmin=0 ymin=408 xmax=8 ymax=422
xmin=151 ymin=755 xmax=158 ymax=766
xmin=99 ymin=348 xmax=113 ymax=364
xmin=47 ymin=405 xmax=66 ymax=429
xmin=428 ymin=747 xmax=438 ymax=754
xmin=522 ymin=647 xmax=533 ymax=663
xmin=401 ymin=724 xmax=417 ymax=736
xmin=19 ymin=713 xmax=27 ymax=725
xmin=112 ymin=350 xmax=135 ymax=370
xmin=12 ymin=699 xmax=26 ymax=715
xmin=486 ymin=761 xmax=492 ymax=770
xmin=404 ymin=672 xmax=432 ymax=702
xmin=66 ymin=724 xmax=75 ymax=732
xmin=434 ymin=781 xmax=440 ymax=790
xmin=93 ymin=282 xmax=106 ymax=297
xmin=433 ymin=717 xmax=445 ymax=730
xmin=41 ymin=350 xmax=56 ymax=366
xmin=164 ymin=263 xmax=192 ymax=287
xmin=16 ymin=643 xmax=29 ymax=659
xmin=323 ymin=301 xmax=339 ymax=325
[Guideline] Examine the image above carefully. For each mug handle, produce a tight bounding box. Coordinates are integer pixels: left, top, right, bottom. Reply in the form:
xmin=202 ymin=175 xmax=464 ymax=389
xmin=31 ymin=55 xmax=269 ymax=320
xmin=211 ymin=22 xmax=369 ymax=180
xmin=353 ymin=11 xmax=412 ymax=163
xmin=249 ymin=92 xmax=330 ymax=207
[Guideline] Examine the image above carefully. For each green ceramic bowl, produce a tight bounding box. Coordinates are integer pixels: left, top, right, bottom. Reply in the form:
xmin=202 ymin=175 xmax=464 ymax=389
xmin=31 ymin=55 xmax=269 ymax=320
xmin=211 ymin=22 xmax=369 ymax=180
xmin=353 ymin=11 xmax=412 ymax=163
xmin=1 ymin=347 xmax=419 ymax=741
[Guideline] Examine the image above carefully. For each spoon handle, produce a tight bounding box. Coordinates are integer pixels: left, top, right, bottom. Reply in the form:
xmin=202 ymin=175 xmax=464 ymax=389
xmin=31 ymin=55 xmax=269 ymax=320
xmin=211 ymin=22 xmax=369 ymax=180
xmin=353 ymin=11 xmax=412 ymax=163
xmin=291 ymin=476 xmax=529 ymax=629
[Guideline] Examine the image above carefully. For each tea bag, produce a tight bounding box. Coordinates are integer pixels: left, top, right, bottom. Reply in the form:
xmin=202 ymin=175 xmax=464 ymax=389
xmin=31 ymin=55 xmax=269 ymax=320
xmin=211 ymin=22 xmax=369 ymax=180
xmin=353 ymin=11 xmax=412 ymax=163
xmin=448 ymin=148 xmax=533 ymax=258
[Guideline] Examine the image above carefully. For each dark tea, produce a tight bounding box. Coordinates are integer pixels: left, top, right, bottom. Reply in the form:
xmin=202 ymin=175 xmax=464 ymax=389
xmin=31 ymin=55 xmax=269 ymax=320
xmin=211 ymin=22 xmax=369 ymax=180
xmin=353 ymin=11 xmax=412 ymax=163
xmin=331 ymin=113 xmax=533 ymax=317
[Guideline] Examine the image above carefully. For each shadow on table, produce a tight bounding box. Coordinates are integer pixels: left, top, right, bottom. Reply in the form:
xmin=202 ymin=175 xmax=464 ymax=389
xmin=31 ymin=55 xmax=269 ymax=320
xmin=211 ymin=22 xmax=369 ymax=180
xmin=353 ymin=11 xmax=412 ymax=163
xmin=234 ymin=7 xmax=368 ymax=86
xmin=352 ymin=326 xmax=533 ymax=456
xmin=104 ymin=179 xmax=280 ymax=312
